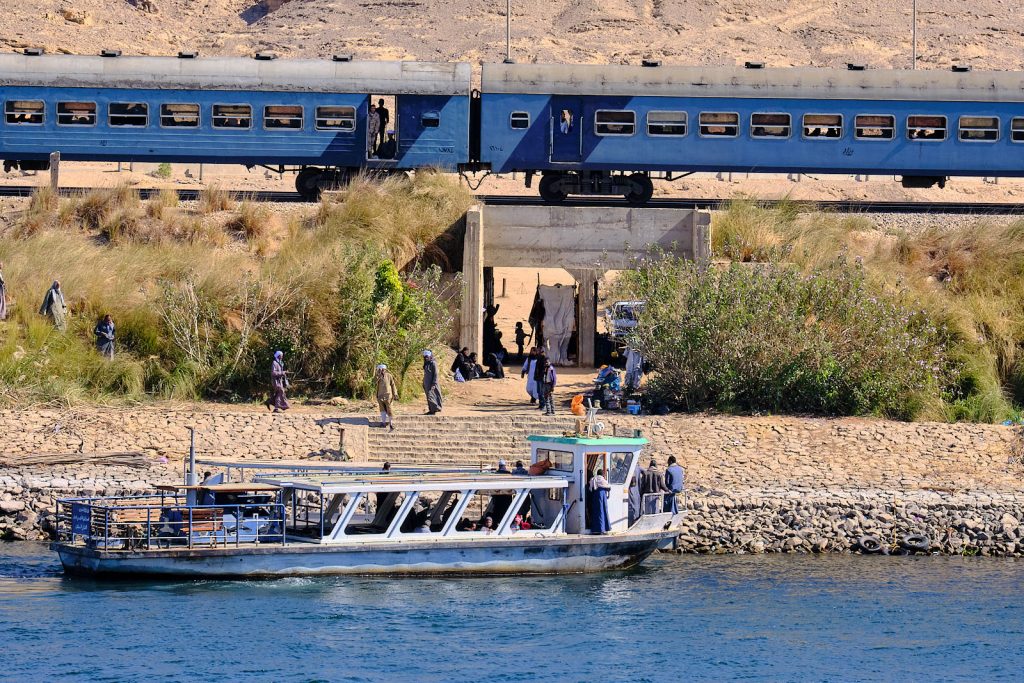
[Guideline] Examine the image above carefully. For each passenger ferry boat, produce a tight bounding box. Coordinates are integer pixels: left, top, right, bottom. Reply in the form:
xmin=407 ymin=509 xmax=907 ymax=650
xmin=52 ymin=428 xmax=684 ymax=577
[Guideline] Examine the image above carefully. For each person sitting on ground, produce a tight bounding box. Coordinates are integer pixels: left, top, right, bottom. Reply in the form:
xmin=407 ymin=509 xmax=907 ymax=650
xmin=468 ymin=352 xmax=485 ymax=379
xmin=512 ymin=460 xmax=528 ymax=476
xmin=496 ymin=459 xmax=511 ymax=474
xmin=377 ymin=130 xmax=397 ymax=159
xmin=484 ymin=352 xmax=505 ymax=379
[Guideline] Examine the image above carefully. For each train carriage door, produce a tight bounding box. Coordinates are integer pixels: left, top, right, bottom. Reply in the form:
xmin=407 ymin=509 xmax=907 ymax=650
xmin=550 ymin=97 xmax=583 ymax=163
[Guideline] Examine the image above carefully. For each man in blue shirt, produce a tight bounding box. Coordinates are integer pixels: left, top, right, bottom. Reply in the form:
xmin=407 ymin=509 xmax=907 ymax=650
xmin=665 ymin=455 xmax=685 ymax=514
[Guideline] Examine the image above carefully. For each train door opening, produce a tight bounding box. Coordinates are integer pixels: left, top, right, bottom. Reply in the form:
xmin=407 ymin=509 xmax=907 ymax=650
xmin=367 ymin=94 xmax=398 ymax=160
xmin=550 ymin=96 xmax=583 ymax=163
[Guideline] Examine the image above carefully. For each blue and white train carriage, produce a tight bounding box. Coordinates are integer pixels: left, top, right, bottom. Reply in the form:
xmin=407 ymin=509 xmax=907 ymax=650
xmin=479 ymin=62 xmax=1024 ymax=203
xmin=0 ymin=51 xmax=471 ymax=198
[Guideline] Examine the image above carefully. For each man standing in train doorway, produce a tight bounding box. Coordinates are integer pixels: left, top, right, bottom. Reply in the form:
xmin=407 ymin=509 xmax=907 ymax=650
xmin=376 ymin=98 xmax=390 ymax=149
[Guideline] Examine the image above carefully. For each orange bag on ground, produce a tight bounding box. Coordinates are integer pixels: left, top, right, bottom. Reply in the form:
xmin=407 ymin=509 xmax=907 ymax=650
xmin=571 ymin=394 xmax=586 ymax=416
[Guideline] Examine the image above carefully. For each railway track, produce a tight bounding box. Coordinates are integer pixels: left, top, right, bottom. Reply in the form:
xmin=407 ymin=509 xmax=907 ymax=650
xmin=1 ymin=185 xmax=1023 ymax=214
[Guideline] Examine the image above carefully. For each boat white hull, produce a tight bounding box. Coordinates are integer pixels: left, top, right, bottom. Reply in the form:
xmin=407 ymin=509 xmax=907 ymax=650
xmin=54 ymin=530 xmax=676 ymax=578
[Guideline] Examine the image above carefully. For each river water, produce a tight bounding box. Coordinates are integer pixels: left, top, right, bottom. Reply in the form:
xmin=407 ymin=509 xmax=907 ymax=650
xmin=0 ymin=542 xmax=1021 ymax=682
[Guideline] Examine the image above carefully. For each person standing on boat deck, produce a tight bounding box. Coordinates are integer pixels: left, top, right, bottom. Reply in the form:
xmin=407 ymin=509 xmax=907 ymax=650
xmin=496 ymin=459 xmax=510 ymax=474
xmin=521 ymin=348 xmax=539 ymax=404
xmin=94 ymin=314 xmax=115 ymax=359
xmin=375 ymin=363 xmax=399 ymax=431
xmin=587 ymin=469 xmax=612 ymax=534
xmin=39 ymin=280 xmax=67 ymax=331
xmin=266 ymin=350 xmax=290 ymax=412
xmin=512 ymin=460 xmax=528 ymax=476
xmin=665 ymin=455 xmax=685 ymax=514
xmin=0 ymin=261 xmax=8 ymax=321
xmin=641 ymin=459 xmax=672 ymax=513
xmin=628 ymin=473 xmax=641 ymax=526
xmin=541 ymin=359 xmax=557 ymax=415
xmin=422 ymin=349 xmax=443 ymax=414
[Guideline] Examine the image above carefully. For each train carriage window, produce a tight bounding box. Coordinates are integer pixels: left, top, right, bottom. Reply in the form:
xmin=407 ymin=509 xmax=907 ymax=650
xmin=699 ymin=112 xmax=739 ymax=137
xmin=315 ymin=106 xmax=356 ymax=131
xmin=855 ymin=115 xmax=895 ymax=140
xmin=212 ymin=104 xmax=252 ymax=129
xmin=751 ymin=113 xmax=790 ymax=138
xmin=907 ymin=115 xmax=946 ymax=141
xmin=160 ymin=103 xmax=200 ymax=128
xmin=57 ymin=102 xmax=96 ymax=126
xmin=1012 ymin=118 xmax=1024 ymax=143
xmin=803 ymin=114 xmax=842 ymax=138
xmin=959 ymin=116 xmax=999 ymax=142
xmin=510 ymin=111 xmax=530 ymax=129
xmin=647 ymin=111 xmax=687 ymax=136
xmin=421 ymin=112 xmax=441 ymax=128
xmin=109 ymin=102 xmax=148 ymax=127
xmin=5 ymin=100 xmax=45 ymax=125
xmin=595 ymin=110 xmax=636 ymax=136
xmin=264 ymin=105 xmax=303 ymax=130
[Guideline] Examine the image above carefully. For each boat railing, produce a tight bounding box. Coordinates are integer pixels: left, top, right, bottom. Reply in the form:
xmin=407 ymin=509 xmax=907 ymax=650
xmin=56 ymin=497 xmax=287 ymax=551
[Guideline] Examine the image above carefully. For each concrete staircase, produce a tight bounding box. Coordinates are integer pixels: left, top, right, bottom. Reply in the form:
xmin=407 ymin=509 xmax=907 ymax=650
xmin=365 ymin=414 xmax=578 ymax=465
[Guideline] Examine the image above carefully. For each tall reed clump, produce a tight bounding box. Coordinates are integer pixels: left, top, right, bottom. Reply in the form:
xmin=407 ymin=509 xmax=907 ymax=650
xmin=0 ymin=172 xmax=468 ymax=407
xmin=198 ymin=182 xmax=234 ymax=214
xmin=697 ymin=200 xmax=1024 ymax=421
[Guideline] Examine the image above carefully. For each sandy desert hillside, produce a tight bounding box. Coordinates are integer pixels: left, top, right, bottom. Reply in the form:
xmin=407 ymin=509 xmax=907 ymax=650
xmin=1 ymin=0 xmax=1023 ymax=69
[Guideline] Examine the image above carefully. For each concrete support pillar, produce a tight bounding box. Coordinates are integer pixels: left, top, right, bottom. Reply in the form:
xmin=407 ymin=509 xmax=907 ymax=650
xmin=566 ymin=268 xmax=605 ymax=368
xmin=460 ymin=205 xmax=484 ymax=357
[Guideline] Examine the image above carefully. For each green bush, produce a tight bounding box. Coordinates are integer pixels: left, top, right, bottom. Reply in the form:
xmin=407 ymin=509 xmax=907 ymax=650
xmin=620 ymin=254 xmax=952 ymax=420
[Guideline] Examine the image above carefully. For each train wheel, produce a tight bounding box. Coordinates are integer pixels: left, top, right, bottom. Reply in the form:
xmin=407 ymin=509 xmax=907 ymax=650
xmin=295 ymin=167 xmax=323 ymax=200
xmin=624 ymin=173 xmax=654 ymax=205
xmin=539 ymin=174 xmax=568 ymax=203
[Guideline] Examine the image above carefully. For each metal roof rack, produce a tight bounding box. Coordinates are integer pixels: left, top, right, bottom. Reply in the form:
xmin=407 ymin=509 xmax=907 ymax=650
xmin=177 ymin=51 xmax=198 ymax=59
xmin=255 ymin=51 xmax=277 ymax=61
xmin=332 ymin=54 xmax=354 ymax=62
xmin=744 ymin=61 xmax=765 ymax=69
xmin=100 ymin=49 xmax=122 ymax=58
xmin=641 ymin=59 xmax=662 ymax=67
xmin=846 ymin=63 xmax=866 ymax=71
xmin=23 ymin=47 xmax=44 ymax=56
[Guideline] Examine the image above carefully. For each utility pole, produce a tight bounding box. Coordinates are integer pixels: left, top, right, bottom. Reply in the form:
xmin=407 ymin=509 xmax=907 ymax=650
xmin=504 ymin=0 xmax=514 ymax=64
xmin=912 ymin=0 xmax=917 ymax=69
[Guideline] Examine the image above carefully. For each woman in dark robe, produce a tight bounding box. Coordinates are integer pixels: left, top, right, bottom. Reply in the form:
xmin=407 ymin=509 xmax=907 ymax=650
xmin=265 ymin=350 xmax=290 ymax=412
xmin=93 ymin=314 xmax=115 ymax=359
xmin=587 ymin=469 xmax=612 ymax=534
xmin=39 ymin=280 xmax=67 ymax=331
xmin=484 ymin=352 xmax=505 ymax=379
xmin=422 ymin=349 xmax=443 ymax=414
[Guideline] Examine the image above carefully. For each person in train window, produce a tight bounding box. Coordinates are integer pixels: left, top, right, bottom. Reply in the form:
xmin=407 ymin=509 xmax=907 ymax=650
xmin=368 ymin=103 xmax=380 ymax=156
xmin=376 ymin=98 xmax=389 ymax=148
xmin=560 ymin=109 xmax=573 ymax=134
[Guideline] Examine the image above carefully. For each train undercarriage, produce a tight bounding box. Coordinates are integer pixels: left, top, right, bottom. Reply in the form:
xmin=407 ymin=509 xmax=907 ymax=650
xmin=532 ymin=170 xmax=655 ymax=204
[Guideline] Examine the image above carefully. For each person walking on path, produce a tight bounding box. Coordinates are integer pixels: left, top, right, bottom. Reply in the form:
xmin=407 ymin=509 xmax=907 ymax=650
xmin=533 ymin=349 xmax=549 ymax=410
xmin=422 ymin=349 xmax=443 ymax=414
xmin=266 ymin=350 xmax=290 ymax=413
xmin=93 ymin=314 xmax=115 ymax=359
xmin=375 ymin=363 xmax=399 ymax=431
xmin=0 ymin=261 xmax=7 ymax=321
xmin=541 ymin=358 xmax=557 ymax=415
xmin=521 ymin=347 xmax=539 ymax=404
xmin=39 ymin=280 xmax=67 ymax=331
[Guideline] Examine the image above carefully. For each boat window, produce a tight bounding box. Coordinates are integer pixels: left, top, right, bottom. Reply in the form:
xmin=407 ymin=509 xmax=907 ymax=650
xmin=647 ymin=111 xmax=687 ymax=136
xmin=454 ymin=490 xmax=510 ymax=533
xmin=421 ymin=111 xmax=440 ymax=128
xmin=536 ymin=448 xmax=574 ymax=472
xmin=510 ymin=111 xmax=530 ymax=129
xmin=855 ymin=114 xmax=895 ymax=140
xmin=595 ymin=110 xmax=636 ymax=136
xmin=212 ymin=104 xmax=252 ymax=129
xmin=316 ymin=105 xmax=356 ymax=131
xmin=57 ymin=102 xmax=96 ymax=126
xmin=803 ymin=114 xmax=842 ymax=138
xmin=265 ymin=105 xmax=303 ymax=130
xmin=5 ymin=100 xmax=45 ymax=125
xmin=608 ymin=452 xmax=636 ymax=485
xmin=160 ymin=103 xmax=200 ymax=128
xmin=699 ymin=112 xmax=739 ymax=137
xmin=750 ymin=112 xmax=790 ymax=138
xmin=907 ymin=115 xmax=946 ymax=141
xmin=1013 ymin=118 xmax=1024 ymax=143
xmin=959 ymin=115 xmax=998 ymax=142
xmin=109 ymin=102 xmax=149 ymax=127
xmin=344 ymin=492 xmax=405 ymax=535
